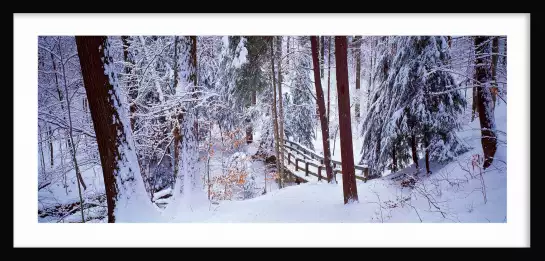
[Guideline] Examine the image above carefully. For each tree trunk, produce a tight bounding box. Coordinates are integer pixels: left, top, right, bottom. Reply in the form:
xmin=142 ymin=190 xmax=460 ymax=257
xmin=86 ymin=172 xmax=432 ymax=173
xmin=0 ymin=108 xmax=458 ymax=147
xmin=367 ymin=38 xmax=375 ymax=114
xmin=172 ymin=36 xmax=180 ymax=94
xmin=423 ymin=136 xmax=431 ymax=175
xmin=246 ymin=90 xmax=256 ymax=144
xmin=207 ymin=123 xmax=212 ymax=200
xmin=76 ymin=36 xmax=148 ymax=223
xmin=276 ymin=36 xmax=285 ymax=183
xmin=354 ymin=36 xmax=361 ymax=119
xmin=503 ymin=37 xmax=507 ymax=67
xmin=410 ymin=134 xmax=419 ymax=170
xmin=472 ymin=84 xmax=479 ymax=121
xmin=51 ymin=51 xmax=64 ymax=112
xmin=270 ymin=37 xmax=283 ymax=188
xmin=286 ymin=36 xmax=290 ymax=68
xmin=320 ymin=36 xmax=325 ymax=79
xmin=171 ymin=36 xmax=182 ymax=182
xmin=58 ymin=43 xmax=86 ymax=222
xmin=327 ymin=36 xmax=332 ymax=122
xmin=392 ymin=143 xmax=397 ymax=172
xmin=48 ymin=125 xmax=54 ymax=167
xmin=334 ymin=36 xmax=359 ymax=204
xmin=491 ymin=36 xmax=499 ymax=106
xmin=39 ymin=125 xmax=46 ymax=176
xmin=173 ymin=115 xmax=182 ymax=181
xmin=475 ymin=36 xmax=497 ymax=169
xmin=425 ymin=147 xmax=430 ymax=175
xmin=310 ymin=36 xmax=334 ymax=183
xmin=190 ymin=36 xmax=199 ymax=141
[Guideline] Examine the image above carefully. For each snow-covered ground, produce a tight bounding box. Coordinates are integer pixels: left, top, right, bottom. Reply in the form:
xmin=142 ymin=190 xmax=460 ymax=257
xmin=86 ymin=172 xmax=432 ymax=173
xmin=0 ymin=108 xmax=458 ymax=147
xmin=39 ymin=95 xmax=506 ymax=223
xmin=158 ymin=98 xmax=506 ymax=223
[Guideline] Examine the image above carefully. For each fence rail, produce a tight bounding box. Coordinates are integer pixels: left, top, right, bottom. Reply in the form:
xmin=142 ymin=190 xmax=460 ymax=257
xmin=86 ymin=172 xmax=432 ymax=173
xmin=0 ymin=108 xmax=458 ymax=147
xmin=282 ymin=139 xmax=370 ymax=182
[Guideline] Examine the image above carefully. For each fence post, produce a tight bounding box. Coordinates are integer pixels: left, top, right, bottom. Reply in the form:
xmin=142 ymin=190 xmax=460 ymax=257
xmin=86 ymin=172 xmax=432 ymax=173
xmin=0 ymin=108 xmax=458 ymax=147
xmin=364 ymin=168 xmax=369 ymax=183
xmin=305 ymin=162 xmax=309 ymax=177
xmin=288 ymin=153 xmax=291 ymax=165
xmin=295 ymin=158 xmax=299 ymax=171
xmin=318 ymin=166 xmax=322 ymax=181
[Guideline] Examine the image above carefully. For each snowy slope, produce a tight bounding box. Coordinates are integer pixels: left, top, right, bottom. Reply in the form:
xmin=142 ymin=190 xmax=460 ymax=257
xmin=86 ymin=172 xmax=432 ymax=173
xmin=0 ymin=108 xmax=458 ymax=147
xmin=161 ymin=96 xmax=506 ymax=223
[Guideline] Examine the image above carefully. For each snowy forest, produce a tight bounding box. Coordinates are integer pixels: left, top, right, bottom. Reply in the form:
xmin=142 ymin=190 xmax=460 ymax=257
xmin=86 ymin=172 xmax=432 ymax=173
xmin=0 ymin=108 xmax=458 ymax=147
xmin=37 ymin=35 xmax=507 ymax=223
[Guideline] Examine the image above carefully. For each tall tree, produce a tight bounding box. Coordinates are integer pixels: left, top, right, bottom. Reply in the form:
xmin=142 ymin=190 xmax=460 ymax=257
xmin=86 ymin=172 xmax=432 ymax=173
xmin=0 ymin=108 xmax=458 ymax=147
xmin=76 ymin=36 xmax=152 ymax=222
xmin=190 ymin=36 xmax=199 ymax=140
xmin=327 ymin=36 xmax=332 ymax=122
xmin=270 ymin=37 xmax=283 ymax=188
xmin=59 ymin=40 xmax=86 ymax=221
xmin=474 ymin=36 xmax=497 ymax=169
xmin=276 ymin=36 xmax=286 ymax=183
xmin=310 ymin=36 xmax=334 ymax=183
xmin=334 ymin=36 xmax=359 ymax=204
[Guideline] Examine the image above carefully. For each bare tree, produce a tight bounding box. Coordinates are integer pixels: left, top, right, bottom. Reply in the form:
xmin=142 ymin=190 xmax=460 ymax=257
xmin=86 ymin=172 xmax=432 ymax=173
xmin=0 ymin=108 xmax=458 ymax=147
xmin=58 ymin=40 xmax=86 ymax=222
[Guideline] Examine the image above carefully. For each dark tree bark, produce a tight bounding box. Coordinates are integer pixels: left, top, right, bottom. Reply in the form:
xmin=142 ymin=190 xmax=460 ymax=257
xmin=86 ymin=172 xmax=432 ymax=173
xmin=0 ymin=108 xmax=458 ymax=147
xmin=425 ymin=147 xmax=430 ymax=175
xmin=334 ymin=36 xmax=359 ymax=204
xmin=76 ymin=36 xmax=145 ymax=223
xmin=475 ymin=36 xmax=497 ymax=169
xmin=410 ymin=134 xmax=419 ymax=170
xmin=310 ymin=36 xmax=334 ymax=183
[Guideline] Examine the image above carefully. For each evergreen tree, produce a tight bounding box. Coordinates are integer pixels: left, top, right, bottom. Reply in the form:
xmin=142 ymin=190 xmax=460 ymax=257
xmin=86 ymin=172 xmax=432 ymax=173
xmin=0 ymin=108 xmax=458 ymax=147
xmin=285 ymin=38 xmax=315 ymax=149
xmin=361 ymin=36 xmax=468 ymax=177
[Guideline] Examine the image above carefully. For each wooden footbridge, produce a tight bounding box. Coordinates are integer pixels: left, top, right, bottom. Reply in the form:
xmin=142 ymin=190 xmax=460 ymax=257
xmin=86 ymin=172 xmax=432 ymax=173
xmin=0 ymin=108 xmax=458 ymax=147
xmin=281 ymin=139 xmax=370 ymax=183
